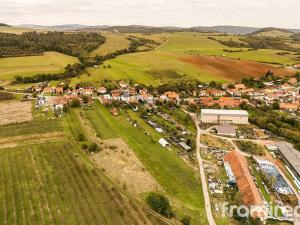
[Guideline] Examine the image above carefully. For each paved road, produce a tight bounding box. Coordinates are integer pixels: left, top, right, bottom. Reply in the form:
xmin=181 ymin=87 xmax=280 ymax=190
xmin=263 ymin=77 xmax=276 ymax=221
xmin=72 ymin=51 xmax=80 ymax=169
xmin=189 ymin=113 xmax=217 ymax=225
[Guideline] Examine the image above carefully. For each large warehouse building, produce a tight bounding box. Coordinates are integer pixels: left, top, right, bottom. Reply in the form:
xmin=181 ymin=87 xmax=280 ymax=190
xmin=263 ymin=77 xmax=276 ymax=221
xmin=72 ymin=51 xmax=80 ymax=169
xmin=200 ymin=109 xmax=249 ymax=125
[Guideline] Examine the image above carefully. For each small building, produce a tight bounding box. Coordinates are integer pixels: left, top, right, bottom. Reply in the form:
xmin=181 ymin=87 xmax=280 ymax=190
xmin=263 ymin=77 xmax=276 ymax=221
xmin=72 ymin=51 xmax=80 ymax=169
xmin=265 ymin=144 xmax=278 ymax=151
xmin=159 ymin=138 xmax=170 ymax=148
xmin=155 ymin=127 xmax=164 ymax=133
xmin=178 ymin=142 xmax=192 ymax=151
xmin=200 ymin=109 xmax=249 ymax=125
xmin=215 ymin=125 xmax=236 ymax=137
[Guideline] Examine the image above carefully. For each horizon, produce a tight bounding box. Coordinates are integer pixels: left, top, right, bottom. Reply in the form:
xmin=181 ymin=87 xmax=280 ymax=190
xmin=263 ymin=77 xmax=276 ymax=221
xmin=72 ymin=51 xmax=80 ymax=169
xmin=1 ymin=0 xmax=299 ymax=29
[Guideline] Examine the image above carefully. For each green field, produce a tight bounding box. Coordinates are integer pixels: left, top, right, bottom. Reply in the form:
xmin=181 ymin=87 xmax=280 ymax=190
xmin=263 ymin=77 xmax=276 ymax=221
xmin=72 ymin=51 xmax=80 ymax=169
xmin=0 ymin=141 xmax=167 ymax=225
xmin=160 ymin=32 xmax=297 ymax=65
xmin=71 ymin=50 xmax=223 ymax=86
xmin=85 ymin=102 xmax=207 ymax=224
xmin=90 ymin=33 xmax=131 ymax=56
xmin=0 ymin=51 xmax=78 ymax=81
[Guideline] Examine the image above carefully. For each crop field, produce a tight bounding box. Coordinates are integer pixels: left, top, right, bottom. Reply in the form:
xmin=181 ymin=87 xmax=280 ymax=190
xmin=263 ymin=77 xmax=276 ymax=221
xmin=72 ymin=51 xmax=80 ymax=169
xmin=0 ymin=141 xmax=167 ymax=225
xmin=0 ymin=51 xmax=78 ymax=81
xmin=85 ymin=102 xmax=207 ymax=224
xmin=90 ymin=33 xmax=131 ymax=56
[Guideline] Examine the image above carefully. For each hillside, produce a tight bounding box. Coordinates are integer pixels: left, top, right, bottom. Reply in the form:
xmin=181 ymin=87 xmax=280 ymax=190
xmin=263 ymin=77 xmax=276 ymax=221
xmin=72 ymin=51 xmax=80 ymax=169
xmin=252 ymin=27 xmax=294 ymax=37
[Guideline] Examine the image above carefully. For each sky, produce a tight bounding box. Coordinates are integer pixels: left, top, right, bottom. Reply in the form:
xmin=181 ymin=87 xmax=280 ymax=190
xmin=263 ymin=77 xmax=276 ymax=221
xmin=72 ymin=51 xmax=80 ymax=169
xmin=0 ymin=0 xmax=299 ymax=28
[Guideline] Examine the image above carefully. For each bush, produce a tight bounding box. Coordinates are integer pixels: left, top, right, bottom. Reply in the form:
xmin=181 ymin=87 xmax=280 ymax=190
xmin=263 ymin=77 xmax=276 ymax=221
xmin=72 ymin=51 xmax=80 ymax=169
xmin=77 ymin=133 xmax=85 ymax=142
xmin=70 ymin=99 xmax=80 ymax=107
xmin=81 ymin=143 xmax=88 ymax=150
xmin=180 ymin=216 xmax=191 ymax=225
xmin=146 ymin=192 xmax=174 ymax=218
xmin=88 ymin=143 xmax=98 ymax=152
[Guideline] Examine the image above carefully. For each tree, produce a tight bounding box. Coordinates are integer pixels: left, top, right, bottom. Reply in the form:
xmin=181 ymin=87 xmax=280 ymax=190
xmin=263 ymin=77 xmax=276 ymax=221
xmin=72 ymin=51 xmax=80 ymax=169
xmin=88 ymin=143 xmax=98 ymax=152
xmin=272 ymin=101 xmax=280 ymax=110
xmin=180 ymin=215 xmax=191 ymax=225
xmin=146 ymin=192 xmax=174 ymax=218
xmin=70 ymin=99 xmax=80 ymax=107
xmin=82 ymin=95 xmax=89 ymax=104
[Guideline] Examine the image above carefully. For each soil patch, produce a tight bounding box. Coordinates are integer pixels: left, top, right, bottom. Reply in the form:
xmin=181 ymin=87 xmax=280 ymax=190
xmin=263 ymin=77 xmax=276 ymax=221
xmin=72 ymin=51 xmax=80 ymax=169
xmin=180 ymin=55 xmax=294 ymax=81
xmin=92 ymin=138 xmax=162 ymax=195
xmin=0 ymin=101 xmax=32 ymax=125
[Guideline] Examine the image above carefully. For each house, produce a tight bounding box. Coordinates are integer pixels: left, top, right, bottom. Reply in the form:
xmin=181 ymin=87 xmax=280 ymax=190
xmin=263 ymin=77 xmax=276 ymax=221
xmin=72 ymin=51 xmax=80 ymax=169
xmin=288 ymin=77 xmax=298 ymax=85
xmin=160 ymin=91 xmax=180 ymax=104
xmin=55 ymin=87 xmax=64 ymax=94
xmin=43 ymin=86 xmax=54 ymax=94
xmin=159 ymin=138 xmax=170 ymax=148
xmin=178 ymin=142 xmax=192 ymax=151
xmin=83 ymin=88 xmax=93 ymax=95
xmin=215 ymin=125 xmax=236 ymax=137
xmin=279 ymin=102 xmax=299 ymax=111
xmin=119 ymin=81 xmax=127 ymax=88
xmin=111 ymin=89 xmax=121 ymax=101
xmin=110 ymin=108 xmax=118 ymax=116
xmin=294 ymin=64 xmax=300 ymax=69
xmin=207 ymin=89 xmax=226 ymax=97
xmin=97 ymin=87 xmax=107 ymax=94
xmin=200 ymin=109 xmax=249 ymax=125
xmin=234 ymin=84 xmax=246 ymax=90
xmin=99 ymin=94 xmax=111 ymax=104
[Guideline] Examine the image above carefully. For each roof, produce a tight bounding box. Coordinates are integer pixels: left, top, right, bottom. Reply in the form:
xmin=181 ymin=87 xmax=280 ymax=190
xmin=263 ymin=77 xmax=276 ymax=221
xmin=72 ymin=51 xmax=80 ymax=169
xmin=201 ymin=109 xmax=248 ymax=116
xmin=178 ymin=142 xmax=191 ymax=151
xmin=276 ymin=142 xmax=300 ymax=176
xmin=215 ymin=125 xmax=236 ymax=135
xmin=224 ymin=151 xmax=263 ymax=206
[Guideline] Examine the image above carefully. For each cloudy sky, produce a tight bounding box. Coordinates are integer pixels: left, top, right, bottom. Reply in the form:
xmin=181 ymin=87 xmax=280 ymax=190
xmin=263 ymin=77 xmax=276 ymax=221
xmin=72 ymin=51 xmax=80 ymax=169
xmin=0 ymin=0 xmax=299 ymax=28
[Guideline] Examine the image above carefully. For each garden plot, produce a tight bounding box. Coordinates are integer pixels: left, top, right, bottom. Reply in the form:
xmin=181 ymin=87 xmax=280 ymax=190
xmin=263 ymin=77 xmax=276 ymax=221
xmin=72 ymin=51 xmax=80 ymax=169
xmin=0 ymin=101 xmax=32 ymax=125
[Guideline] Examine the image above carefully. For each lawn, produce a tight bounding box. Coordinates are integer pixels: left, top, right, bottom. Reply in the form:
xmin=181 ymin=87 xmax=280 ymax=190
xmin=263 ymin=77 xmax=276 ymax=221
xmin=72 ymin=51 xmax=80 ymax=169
xmin=159 ymin=32 xmax=298 ymax=65
xmin=0 ymin=51 xmax=78 ymax=81
xmin=90 ymin=33 xmax=131 ymax=57
xmin=85 ymin=102 xmax=207 ymax=224
xmin=0 ymin=141 xmax=166 ymax=225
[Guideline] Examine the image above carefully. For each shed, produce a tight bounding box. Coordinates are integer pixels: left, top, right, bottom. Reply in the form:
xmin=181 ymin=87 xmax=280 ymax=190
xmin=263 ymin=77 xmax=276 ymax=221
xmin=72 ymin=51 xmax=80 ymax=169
xmin=159 ymin=138 xmax=170 ymax=148
xmin=178 ymin=142 xmax=192 ymax=151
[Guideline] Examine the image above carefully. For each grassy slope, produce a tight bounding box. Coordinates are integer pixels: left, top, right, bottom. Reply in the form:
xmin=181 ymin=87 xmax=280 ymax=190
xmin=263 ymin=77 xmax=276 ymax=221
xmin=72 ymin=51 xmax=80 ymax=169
xmin=0 ymin=26 xmax=33 ymax=34
xmin=0 ymin=52 xmax=78 ymax=80
xmin=72 ymin=51 xmax=223 ymax=86
xmin=90 ymin=34 xmax=131 ymax=57
xmin=85 ymin=102 xmax=207 ymax=224
xmin=160 ymin=32 xmax=297 ymax=65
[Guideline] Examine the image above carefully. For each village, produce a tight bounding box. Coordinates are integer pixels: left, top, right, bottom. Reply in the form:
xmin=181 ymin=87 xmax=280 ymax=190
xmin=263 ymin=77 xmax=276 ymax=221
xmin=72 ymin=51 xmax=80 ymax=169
xmin=17 ymin=73 xmax=300 ymax=224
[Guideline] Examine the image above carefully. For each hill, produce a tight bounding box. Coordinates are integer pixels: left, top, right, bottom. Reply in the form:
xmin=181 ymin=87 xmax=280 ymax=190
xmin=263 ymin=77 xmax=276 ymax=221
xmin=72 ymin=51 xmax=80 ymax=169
xmin=252 ymin=27 xmax=294 ymax=37
xmin=0 ymin=23 xmax=10 ymax=27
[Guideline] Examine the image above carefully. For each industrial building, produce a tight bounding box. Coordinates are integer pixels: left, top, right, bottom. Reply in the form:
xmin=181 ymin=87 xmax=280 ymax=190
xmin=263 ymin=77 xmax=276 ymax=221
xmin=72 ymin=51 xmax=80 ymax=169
xmin=200 ymin=109 xmax=249 ymax=125
xmin=224 ymin=151 xmax=267 ymax=219
xmin=276 ymin=142 xmax=300 ymax=177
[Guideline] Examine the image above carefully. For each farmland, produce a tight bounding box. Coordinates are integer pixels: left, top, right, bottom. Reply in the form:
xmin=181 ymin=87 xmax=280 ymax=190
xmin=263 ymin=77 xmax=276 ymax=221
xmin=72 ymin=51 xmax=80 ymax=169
xmin=0 ymin=26 xmax=33 ymax=34
xmin=0 ymin=141 xmax=167 ymax=225
xmin=0 ymin=51 xmax=78 ymax=81
xmin=90 ymin=33 xmax=131 ymax=56
xmin=85 ymin=102 xmax=207 ymax=224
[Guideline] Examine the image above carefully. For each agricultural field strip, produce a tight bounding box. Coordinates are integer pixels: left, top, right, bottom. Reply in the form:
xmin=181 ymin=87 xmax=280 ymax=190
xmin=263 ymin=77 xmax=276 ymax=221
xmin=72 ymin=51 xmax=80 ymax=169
xmin=85 ymin=103 xmax=207 ymax=224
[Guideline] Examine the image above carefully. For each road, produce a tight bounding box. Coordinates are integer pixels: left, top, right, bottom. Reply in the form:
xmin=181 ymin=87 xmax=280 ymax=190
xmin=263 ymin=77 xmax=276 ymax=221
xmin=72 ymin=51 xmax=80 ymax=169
xmin=189 ymin=112 xmax=217 ymax=225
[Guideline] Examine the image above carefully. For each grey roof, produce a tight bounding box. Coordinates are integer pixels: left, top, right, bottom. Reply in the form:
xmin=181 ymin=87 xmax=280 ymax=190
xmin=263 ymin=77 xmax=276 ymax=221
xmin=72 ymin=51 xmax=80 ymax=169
xmin=179 ymin=142 xmax=191 ymax=151
xmin=215 ymin=125 xmax=236 ymax=135
xmin=276 ymin=142 xmax=300 ymax=176
xmin=201 ymin=109 xmax=248 ymax=116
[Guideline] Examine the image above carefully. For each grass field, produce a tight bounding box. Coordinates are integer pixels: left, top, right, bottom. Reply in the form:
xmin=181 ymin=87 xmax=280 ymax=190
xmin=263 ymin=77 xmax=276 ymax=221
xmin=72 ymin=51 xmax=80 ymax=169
xmin=0 ymin=26 xmax=33 ymax=34
xmin=159 ymin=32 xmax=298 ymax=65
xmin=85 ymin=102 xmax=207 ymax=224
xmin=90 ymin=33 xmax=131 ymax=56
xmin=72 ymin=50 xmax=223 ymax=86
xmin=0 ymin=141 xmax=167 ymax=225
xmin=0 ymin=51 xmax=78 ymax=81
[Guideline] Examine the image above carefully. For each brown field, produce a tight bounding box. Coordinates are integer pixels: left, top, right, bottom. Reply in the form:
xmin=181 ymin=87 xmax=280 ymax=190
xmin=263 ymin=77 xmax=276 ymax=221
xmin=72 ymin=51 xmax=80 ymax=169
xmin=180 ymin=55 xmax=295 ymax=81
xmin=0 ymin=101 xmax=32 ymax=125
xmin=92 ymin=138 xmax=162 ymax=195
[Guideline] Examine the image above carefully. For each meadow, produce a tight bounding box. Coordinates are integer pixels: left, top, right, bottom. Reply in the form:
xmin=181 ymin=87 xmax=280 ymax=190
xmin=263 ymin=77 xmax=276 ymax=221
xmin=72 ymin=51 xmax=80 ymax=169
xmin=85 ymin=103 xmax=208 ymax=224
xmin=0 ymin=26 xmax=33 ymax=34
xmin=0 ymin=51 xmax=78 ymax=81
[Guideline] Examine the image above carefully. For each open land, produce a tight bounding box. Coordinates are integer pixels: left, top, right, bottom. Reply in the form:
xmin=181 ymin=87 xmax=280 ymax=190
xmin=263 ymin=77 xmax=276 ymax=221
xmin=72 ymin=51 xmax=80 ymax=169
xmin=0 ymin=101 xmax=32 ymax=125
xmin=0 ymin=51 xmax=78 ymax=81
